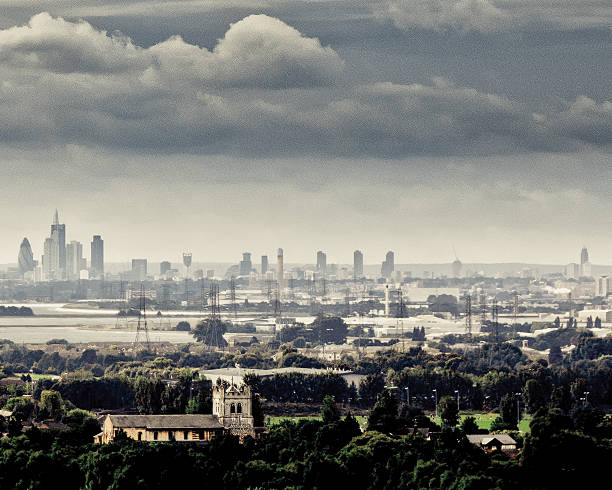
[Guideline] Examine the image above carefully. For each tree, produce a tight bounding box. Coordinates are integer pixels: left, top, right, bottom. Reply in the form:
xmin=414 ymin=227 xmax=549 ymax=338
xmin=358 ymin=373 xmax=385 ymax=407
xmin=192 ymin=318 xmax=228 ymax=347
xmin=367 ymin=389 xmax=399 ymax=434
xmin=39 ymin=390 xmax=65 ymax=421
xmin=586 ymin=316 xmax=593 ymax=329
xmin=460 ymin=416 xmax=479 ymax=434
xmin=548 ymin=344 xmax=563 ymax=365
xmin=438 ymin=395 xmax=459 ymax=428
xmin=594 ymin=317 xmax=602 ymax=328
xmin=554 ymin=317 xmax=561 ymax=328
xmin=175 ymin=321 xmax=191 ymax=331
xmin=321 ymin=395 xmax=341 ymax=424
xmin=310 ymin=316 xmax=348 ymax=345
xmin=491 ymin=394 xmax=519 ymax=431
xmin=523 ymin=379 xmax=548 ymax=414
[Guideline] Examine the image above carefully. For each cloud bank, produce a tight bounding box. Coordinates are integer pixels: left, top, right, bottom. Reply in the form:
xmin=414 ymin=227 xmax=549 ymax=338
xmin=0 ymin=13 xmax=610 ymax=156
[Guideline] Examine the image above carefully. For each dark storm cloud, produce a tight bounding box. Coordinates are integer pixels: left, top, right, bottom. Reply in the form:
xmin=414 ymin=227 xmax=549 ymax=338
xmin=0 ymin=14 xmax=610 ymax=157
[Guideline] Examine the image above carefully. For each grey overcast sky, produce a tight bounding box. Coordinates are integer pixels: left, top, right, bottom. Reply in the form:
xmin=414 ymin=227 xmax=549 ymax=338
xmin=1 ymin=1 xmax=611 ymax=265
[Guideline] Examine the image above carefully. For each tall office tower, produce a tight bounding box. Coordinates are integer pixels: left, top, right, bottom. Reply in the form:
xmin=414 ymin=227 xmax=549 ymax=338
xmin=240 ymin=252 xmax=253 ymax=276
xmin=91 ymin=235 xmax=104 ymax=278
xmin=316 ymin=251 xmax=327 ymax=276
xmin=18 ymin=238 xmax=35 ymax=275
xmin=160 ymin=261 xmax=171 ymax=276
xmin=51 ymin=210 xmax=66 ymax=279
xmin=131 ymin=259 xmax=148 ymax=281
xmin=277 ymin=248 xmax=284 ymax=300
xmin=353 ymin=250 xmax=363 ymax=279
xmin=565 ymin=263 xmax=580 ymax=279
xmin=66 ymin=241 xmax=83 ymax=280
xmin=381 ymin=251 xmax=395 ymax=279
xmin=261 ymin=255 xmax=268 ymax=275
xmin=581 ymin=246 xmax=589 ymax=265
xmin=580 ymin=246 xmax=592 ymax=277
xmin=43 ymin=237 xmax=57 ymax=281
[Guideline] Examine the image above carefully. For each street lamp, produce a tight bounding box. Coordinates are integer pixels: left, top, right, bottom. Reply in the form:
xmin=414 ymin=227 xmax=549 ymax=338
xmin=584 ymin=391 xmax=590 ymax=405
xmin=514 ymin=393 xmax=521 ymax=430
xmin=433 ymin=389 xmax=438 ymax=419
xmin=454 ymin=390 xmax=460 ymax=412
xmin=405 ymin=387 xmax=410 ymax=405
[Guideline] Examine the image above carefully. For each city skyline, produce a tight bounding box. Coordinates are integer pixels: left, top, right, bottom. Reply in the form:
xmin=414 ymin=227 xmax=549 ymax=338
xmin=3 ymin=210 xmax=608 ymax=268
xmin=1 ymin=5 xmax=610 ymax=266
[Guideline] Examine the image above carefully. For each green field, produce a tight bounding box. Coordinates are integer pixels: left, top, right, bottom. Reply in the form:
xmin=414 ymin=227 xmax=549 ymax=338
xmin=269 ymin=412 xmax=531 ymax=433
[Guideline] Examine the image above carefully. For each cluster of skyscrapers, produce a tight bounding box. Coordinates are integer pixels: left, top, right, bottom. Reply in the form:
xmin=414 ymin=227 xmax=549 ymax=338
xmin=17 ymin=210 xmax=104 ymax=281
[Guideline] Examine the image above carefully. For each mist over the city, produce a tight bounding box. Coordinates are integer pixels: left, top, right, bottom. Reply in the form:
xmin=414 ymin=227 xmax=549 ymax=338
xmin=1 ymin=2 xmax=611 ymax=489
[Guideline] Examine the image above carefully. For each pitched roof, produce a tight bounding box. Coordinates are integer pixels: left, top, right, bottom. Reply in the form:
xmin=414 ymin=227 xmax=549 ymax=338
xmin=108 ymin=414 xmax=224 ymax=430
xmin=467 ymin=434 xmax=516 ymax=445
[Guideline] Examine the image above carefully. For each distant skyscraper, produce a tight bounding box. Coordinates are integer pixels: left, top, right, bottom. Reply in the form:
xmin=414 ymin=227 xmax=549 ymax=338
xmin=381 ymin=251 xmax=394 ymax=278
xmin=131 ymin=259 xmax=148 ymax=281
xmin=581 ymin=246 xmax=589 ymax=265
xmin=91 ymin=235 xmax=104 ymax=278
xmin=277 ymin=248 xmax=284 ymax=300
xmin=160 ymin=261 xmax=171 ymax=276
xmin=66 ymin=241 xmax=83 ymax=280
xmin=261 ymin=255 xmax=268 ymax=275
xmin=240 ymin=252 xmax=253 ymax=276
xmin=51 ymin=210 xmax=66 ymax=279
xmin=452 ymin=258 xmax=462 ymax=278
xmin=316 ymin=251 xmax=327 ymax=276
xmin=353 ymin=250 xmax=363 ymax=279
xmin=580 ymin=246 xmax=592 ymax=277
xmin=18 ymin=238 xmax=35 ymax=275
xmin=43 ymin=237 xmax=57 ymax=281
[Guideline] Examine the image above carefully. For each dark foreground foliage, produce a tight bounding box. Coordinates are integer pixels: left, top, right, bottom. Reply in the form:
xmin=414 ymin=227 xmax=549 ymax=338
xmin=1 ymin=408 xmax=611 ymax=490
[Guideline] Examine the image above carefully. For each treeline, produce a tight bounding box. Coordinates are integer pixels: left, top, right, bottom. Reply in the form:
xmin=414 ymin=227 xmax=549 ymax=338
xmin=1 ymin=405 xmax=611 ymax=489
xmin=0 ymin=306 xmax=33 ymax=316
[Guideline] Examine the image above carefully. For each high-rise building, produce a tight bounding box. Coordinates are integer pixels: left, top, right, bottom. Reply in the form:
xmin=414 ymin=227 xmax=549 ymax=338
xmin=66 ymin=241 xmax=83 ymax=280
xmin=277 ymin=248 xmax=284 ymax=300
xmin=160 ymin=261 xmax=171 ymax=276
xmin=51 ymin=210 xmax=66 ymax=279
xmin=18 ymin=238 xmax=35 ymax=275
xmin=565 ymin=263 xmax=580 ymax=279
xmin=91 ymin=235 xmax=104 ymax=278
xmin=452 ymin=258 xmax=462 ymax=278
xmin=353 ymin=250 xmax=363 ymax=279
xmin=581 ymin=246 xmax=589 ymax=265
xmin=43 ymin=237 xmax=57 ymax=281
xmin=261 ymin=255 xmax=268 ymax=275
xmin=381 ymin=251 xmax=395 ymax=278
xmin=240 ymin=252 xmax=252 ymax=276
xmin=316 ymin=251 xmax=327 ymax=276
xmin=131 ymin=259 xmax=148 ymax=281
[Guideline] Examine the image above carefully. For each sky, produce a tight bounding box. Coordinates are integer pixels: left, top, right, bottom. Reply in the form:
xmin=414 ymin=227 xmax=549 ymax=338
xmin=1 ymin=1 xmax=611 ymax=265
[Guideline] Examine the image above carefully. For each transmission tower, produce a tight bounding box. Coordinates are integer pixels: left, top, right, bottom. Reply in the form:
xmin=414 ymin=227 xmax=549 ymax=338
xmin=491 ymin=299 xmax=500 ymax=344
xmin=396 ymin=287 xmax=405 ymax=318
xmin=230 ymin=276 xmax=237 ymax=319
xmin=119 ymin=280 xmax=126 ymax=301
xmin=513 ymin=292 xmax=519 ymax=325
xmin=465 ymin=294 xmax=472 ymax=336
xmin=134 ymin=283 xmax=151 ymax=351
xmin=204 ymin=281 xmax=225 ymax=351
xmin=200 ymin=278 xmax=207 ymax=315
xmin=479 ymin=292 xmax=487 ymax=327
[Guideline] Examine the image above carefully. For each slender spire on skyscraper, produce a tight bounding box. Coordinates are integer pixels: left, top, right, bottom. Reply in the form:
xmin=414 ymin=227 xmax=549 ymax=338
xmin=53 ymin=209 xmax=59 ymax=226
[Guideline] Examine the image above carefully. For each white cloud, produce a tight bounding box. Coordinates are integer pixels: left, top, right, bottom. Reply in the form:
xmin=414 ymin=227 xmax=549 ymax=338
xmin=376 ymin=0 xmax=612 ymax=33
xmin=0 ymin=12 xmax=343 ymax=87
